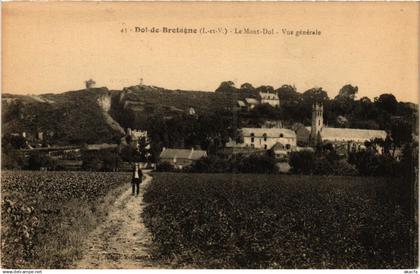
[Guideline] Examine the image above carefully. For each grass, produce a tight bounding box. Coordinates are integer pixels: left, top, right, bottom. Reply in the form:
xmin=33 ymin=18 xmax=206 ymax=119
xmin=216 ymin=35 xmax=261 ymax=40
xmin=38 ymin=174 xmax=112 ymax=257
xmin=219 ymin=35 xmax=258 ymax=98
xmin=143 ymin=172 xmax=417 ymax=269
xmin=1 ymin=171 xmax=132 ymax=268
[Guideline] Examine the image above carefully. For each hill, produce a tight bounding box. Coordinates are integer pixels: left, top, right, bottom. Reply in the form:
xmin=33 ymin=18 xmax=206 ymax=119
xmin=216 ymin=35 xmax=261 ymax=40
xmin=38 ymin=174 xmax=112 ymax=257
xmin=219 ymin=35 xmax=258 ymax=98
xmin=2 ymin=88 xmax=124 ymax=145
xmin=110 ymin=85 xmax=257 ymax=129
xmin=1 ymin=85 xmax=254 ymax=145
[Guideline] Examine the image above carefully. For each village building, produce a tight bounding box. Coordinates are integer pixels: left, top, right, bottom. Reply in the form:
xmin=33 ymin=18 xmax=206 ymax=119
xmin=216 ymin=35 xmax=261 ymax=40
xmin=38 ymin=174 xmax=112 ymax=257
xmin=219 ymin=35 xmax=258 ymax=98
xmin=298 ymin=103 xmax=387 ymax=150
xmin=245 ymin=98 xmax=259 ymax=110
xmin=259 ymin=91 xmax=280 ymax=107
xmin=237 ymin=100 xmax=247 ymax=110
xmin=159 ymin=148 xmax=207 ymax=169
xmin=127 ymin=128 xmax=148 ymax=140
xmin=240 ymin=128 xmax=297 ymax=150
xmin=86 ymin=143 xmax=118 ymax=151
xmin=262 ymin=120 xmax=283 ymax=128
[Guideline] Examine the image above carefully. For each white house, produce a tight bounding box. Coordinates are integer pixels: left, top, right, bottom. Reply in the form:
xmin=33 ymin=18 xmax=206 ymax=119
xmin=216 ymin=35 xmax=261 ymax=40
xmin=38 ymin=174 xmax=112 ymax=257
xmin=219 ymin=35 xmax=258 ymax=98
xmin=127 ymin=128 xmax=148 ymax=140
xmin=245 ymin=98 xmax=259 ymax=110
xmin=259 ymin=92 xmax=280 ymax=107
xmin=241 ymin=128 xmax=297 ymax=150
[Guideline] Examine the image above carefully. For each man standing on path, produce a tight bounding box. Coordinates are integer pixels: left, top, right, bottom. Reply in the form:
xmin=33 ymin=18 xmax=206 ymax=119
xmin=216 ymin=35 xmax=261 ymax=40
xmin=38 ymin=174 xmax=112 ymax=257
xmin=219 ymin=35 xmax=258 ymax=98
xmin=132 ymin=163 xmax=142 ymax=196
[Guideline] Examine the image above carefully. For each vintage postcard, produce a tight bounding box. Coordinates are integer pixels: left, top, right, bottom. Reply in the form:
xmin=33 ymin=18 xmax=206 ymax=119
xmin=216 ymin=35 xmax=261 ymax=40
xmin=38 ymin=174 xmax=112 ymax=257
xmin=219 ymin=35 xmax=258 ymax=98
xmin=1 ymin=2 xmax=419 ymax=270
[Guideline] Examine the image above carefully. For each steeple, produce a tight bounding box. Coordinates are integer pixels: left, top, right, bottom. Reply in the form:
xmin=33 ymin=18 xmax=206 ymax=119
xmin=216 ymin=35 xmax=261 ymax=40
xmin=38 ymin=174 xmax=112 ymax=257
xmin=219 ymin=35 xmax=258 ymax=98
xmin=311 ymin=102 xmax=323 ymax=144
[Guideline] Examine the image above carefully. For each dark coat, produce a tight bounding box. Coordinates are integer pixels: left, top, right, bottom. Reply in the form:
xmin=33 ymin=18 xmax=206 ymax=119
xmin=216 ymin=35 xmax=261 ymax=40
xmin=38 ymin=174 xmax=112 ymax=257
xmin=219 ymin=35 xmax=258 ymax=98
xmin=132 ymin=168 xmax=143 ymax=184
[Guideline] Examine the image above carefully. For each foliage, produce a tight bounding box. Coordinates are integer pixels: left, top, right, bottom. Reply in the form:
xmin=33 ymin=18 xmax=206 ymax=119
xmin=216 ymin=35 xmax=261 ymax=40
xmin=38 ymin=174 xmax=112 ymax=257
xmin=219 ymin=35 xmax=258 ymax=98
xmin=26 ymin=153 xmax=56 ymax=170
xmin=1 ymin=171 xmax=131 ymax=268
xmin=1 ymin=149 xmax=26 ymax=170
xmin=187 ymin=154 xmax=277 ymax=174
xmin=289 ymin=149 xmax=358 ymax=176
xmin=348 ymin=150 xmax=399 ymax=177
xmin=143 ymin=173 xmax=416 ymax=268
xmin=215 ymin=81 xmax=236 ymax=93
xmin=288 ymin=150 xmax=316 ymax=175
xmin=81 ymin=149 xmax=122 ymax=171
xmin=335 ymin=84 xmax=358 ymax=100
xmin=156 ymin=161 xmax=176 ymax=172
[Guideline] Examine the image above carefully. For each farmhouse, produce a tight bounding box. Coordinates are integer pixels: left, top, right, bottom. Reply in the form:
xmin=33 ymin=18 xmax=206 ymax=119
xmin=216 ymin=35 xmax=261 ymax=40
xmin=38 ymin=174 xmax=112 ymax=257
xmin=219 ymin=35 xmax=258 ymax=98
xmin=127 ymin=128 xmax=148 ymax=140
xmin=259 ymin=91 xmax=280 ymax=107
xmin=241 ymin=128 xmax=297 ymax=150
xmin=159 ymin=148 xmax=207 ymax=169
xmin=301 ymin=103 xmax=387 ymax=149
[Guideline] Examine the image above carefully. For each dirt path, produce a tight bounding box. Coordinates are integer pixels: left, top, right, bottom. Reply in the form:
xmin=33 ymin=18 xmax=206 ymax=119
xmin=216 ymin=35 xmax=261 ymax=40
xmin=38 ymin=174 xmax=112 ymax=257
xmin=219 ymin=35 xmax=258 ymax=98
xmin=75 ymin=171 xmax=159 ymax=269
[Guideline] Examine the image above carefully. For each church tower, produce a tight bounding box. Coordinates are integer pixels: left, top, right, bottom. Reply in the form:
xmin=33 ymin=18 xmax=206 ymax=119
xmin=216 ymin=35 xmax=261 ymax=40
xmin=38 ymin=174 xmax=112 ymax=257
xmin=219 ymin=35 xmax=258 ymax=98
xmin=310 ymin=102 xmax=323 ymax=144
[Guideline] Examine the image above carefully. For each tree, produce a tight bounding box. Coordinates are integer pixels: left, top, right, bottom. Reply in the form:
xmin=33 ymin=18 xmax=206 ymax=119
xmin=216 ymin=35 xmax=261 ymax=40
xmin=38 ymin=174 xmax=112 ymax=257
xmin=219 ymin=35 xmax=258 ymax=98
xmin=276 ymin=85 xmax=301 ymax=102
xmin=302 ymin=87 xmax=329 ymax=104
xmin=256 ymin=85 xmax=274 ymax=93
xmin=289 ymin=150 xmax=316 ymax=175
xmin=240 ymin=83 xmax=255 ymax=91
xmin=138 ymin=136 xmax=151 ymax=162
xmin=335 ymin=84 xmax=358 ymax=100
xmin=375 ymin=93 xmax=398 ymax=114
xmin=26 ymin=153 xmax=53 ymax=170
xmin=215 ymin=81 xmax=236 ymax=93
xmin=2 ymin=134 xmax=27 ymax=149
xmin=390 ymin=119 xmax=413 ymax=156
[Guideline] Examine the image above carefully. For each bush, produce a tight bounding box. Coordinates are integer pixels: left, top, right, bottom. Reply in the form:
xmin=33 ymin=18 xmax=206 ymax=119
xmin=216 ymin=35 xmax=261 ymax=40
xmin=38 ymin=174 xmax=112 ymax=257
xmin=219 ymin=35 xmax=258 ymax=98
xmin=289 ymin=150 xmax=316 ymax=174
xmin=235 ymin=154 xmax=277 ymax=174
xmin=187 ymin=154 xmax=277 ymax=174
xmin=81 ymin=149 xmax=121 ymax=172
xmin=156 ymin=161 xmax=176 ymax=172
xmin=348 ymin=150 xmax=399 ymax=177
xmin=188 ymin=155 xmax=230 ymax=173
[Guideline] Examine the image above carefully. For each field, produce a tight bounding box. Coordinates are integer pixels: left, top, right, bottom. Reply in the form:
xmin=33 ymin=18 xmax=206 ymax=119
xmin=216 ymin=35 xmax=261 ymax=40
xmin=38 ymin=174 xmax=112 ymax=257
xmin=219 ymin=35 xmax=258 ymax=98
xmin=1 ymin=171 xmax=131 ymax=269
xmin=143 ymin=173 xmax=417 ymax=269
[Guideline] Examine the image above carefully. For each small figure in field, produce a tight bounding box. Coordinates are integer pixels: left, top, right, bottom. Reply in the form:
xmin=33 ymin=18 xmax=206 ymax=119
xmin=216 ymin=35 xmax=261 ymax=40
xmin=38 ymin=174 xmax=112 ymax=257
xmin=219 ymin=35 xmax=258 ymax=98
xmin=132 ymin=163 xmax=143 ymax=196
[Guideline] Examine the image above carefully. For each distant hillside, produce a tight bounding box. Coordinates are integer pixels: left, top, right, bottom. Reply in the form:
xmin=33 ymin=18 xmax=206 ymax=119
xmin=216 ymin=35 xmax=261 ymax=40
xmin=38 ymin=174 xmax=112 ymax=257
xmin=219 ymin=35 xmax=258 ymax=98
xmin=111 ymin=85 xmax=258 ymax=129
xmin=2 ymin=88 xmax=124 ymax=145
xmin=1 ymin=85 xmax=257 ymax=145
xmin=3 ymin=84 xmax=417 ymax=146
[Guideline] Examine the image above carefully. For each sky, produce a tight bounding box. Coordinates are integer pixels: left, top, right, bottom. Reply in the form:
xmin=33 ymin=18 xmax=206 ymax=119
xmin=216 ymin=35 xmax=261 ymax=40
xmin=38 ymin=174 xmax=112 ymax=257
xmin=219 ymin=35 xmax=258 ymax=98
xmin=2 ymin=2 xmax=419 ymax=103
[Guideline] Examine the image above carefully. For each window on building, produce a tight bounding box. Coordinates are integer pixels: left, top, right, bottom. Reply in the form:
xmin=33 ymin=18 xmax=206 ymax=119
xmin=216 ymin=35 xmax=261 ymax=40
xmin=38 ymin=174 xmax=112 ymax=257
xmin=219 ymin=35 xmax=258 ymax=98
xmin=280 ymin=134 xmax=284 ymax=138
xmin=264 ymin=144 xmax=267 ymax=149
xmin=263 ymin=133 xmax=267 ymax=142
xmin=251 ymin=133 xmax=254 ymax=143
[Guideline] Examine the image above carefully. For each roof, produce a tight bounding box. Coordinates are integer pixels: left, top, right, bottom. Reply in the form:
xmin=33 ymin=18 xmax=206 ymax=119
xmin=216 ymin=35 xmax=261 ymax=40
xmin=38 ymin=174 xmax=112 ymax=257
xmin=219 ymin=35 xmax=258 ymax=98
xmin=237 ymin=100 xmax=246 ymax=107
xmin=245 ymin=98 xmax=259 ymax=105
xmin=259 ymin=92 xmax=279 ymax=100
xmin=306 ymin=127 xmax=387 ymax=142
xmin=241 ymin=128 xmax=296 ymax=139
xmin=86 ymin=143 xmax=118 ymax=150
xmin=160 ymin=148 xmax=207 ymax=160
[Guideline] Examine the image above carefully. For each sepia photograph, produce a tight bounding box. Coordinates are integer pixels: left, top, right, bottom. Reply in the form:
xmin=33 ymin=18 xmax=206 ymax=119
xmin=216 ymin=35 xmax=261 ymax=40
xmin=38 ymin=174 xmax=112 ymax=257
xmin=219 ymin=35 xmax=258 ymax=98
xmin=1 ymin=2 xmax=419 ymax=270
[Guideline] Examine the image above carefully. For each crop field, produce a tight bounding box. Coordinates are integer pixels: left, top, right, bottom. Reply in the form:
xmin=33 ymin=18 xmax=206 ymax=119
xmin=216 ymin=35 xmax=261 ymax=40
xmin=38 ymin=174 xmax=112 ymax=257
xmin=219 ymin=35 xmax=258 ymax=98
xmin=143 ymin=173 xmax=417 ymax=269
xmin=1 ymin=171 xmax=131 ymax=269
